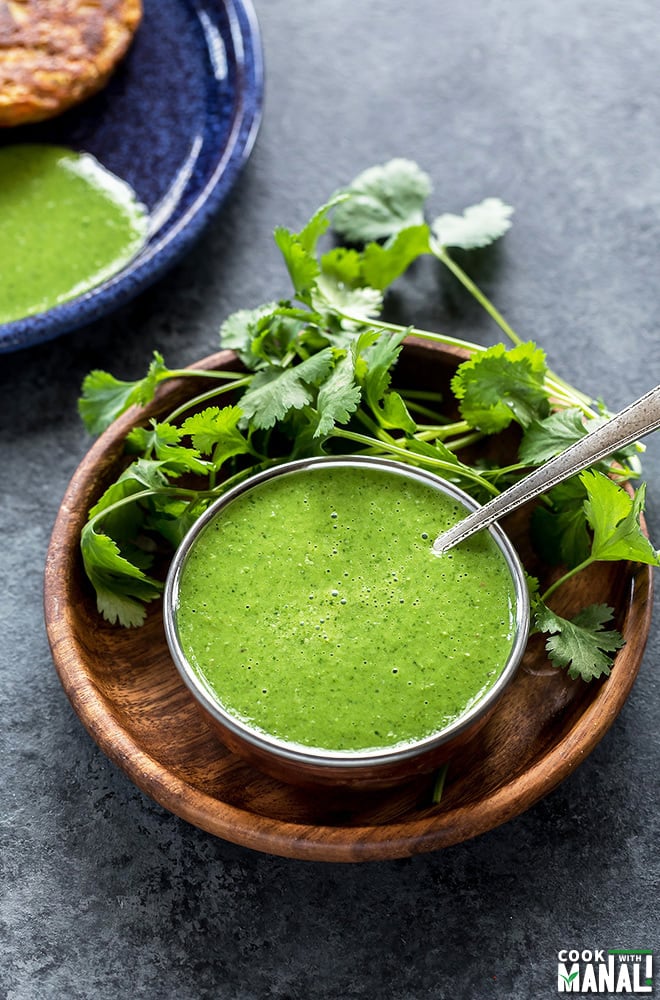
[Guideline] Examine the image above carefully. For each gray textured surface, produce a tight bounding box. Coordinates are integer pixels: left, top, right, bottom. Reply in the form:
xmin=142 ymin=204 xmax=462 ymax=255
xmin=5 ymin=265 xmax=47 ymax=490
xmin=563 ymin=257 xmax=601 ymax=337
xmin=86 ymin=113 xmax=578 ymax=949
xmin=1 ymin=1 xmax=659 ymax=997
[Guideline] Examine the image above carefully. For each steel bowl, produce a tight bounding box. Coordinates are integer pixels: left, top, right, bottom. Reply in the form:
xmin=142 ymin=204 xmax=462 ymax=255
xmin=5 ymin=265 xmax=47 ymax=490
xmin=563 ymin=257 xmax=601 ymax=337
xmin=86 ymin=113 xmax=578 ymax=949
xmin=163 ymin=456 xmax=530 ymax=789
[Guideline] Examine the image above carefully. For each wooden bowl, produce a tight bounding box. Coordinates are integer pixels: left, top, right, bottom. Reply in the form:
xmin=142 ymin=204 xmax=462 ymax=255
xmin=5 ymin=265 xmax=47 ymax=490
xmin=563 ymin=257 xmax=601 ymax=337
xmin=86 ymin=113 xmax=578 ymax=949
xmin=44 ymin=340 xmax=654 ymax=861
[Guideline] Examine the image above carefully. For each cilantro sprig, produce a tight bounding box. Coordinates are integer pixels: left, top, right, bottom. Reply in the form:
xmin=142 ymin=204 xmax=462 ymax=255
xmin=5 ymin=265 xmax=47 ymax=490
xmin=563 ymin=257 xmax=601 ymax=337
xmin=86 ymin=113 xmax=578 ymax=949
xmin=77 ymin=159 xmax=658 ymax=684
xmin=527 ymin=470 xmax=659 ymax=679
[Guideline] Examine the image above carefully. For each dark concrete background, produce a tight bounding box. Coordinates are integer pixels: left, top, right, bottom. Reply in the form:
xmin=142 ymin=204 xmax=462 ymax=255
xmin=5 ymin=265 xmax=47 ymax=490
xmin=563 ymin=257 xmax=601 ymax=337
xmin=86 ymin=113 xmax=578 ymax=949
xmin=1 ymin=1 xmax=659 ymax=997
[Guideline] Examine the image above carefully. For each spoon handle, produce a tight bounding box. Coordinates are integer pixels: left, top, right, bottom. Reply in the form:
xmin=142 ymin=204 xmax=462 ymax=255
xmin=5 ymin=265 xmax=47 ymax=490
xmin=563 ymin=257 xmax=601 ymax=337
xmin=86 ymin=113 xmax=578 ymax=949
xmin=433 ymin=383 xmax=660 ymax=554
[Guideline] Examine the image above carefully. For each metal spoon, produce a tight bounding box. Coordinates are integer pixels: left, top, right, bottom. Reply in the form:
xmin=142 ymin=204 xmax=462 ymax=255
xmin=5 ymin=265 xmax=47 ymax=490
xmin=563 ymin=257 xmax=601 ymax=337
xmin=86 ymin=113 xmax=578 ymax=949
xmin=432 ymin=383 xmax=660 ymax=554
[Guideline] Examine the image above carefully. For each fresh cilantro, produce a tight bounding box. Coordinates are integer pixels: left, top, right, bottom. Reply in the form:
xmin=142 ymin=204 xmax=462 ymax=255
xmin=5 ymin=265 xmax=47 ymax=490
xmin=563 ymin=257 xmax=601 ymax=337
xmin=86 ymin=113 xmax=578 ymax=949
xmin=219 ymin=302 xmax=281 ymax=367
xmin=77 ymin=159 xmax=655 ymax=686
xmin=81 ymin=521 xmax=163 ymax=627
xmin=146 ymin=498 xmax=210 ymax=551
xmin=318 ymin=227 xmax=431 ymax=305
xmin=582 ymin=470 xmax=660 ymax=565
xmin=432 ymin=198 xmax=514 ymax=250
xmin=376 ymin=391 xmax=418 ymax=433
xmin=519 ymin=408 xmax=590 ymax=465
xmin=451 ymin=342 xmax=549 ymax=432
xmin=312 ymin=273 xmax=383 ymax=326
xmin=79 ymin=350 xmax=248 ymax=435
xmin=361 ymin=225 xmax=432 ymax=290
xmin=320 ymin=247 xmax=363 ymax=288
xmin=531 ymin=478 xmax=592 ymax=567
xmin=354 ymin=332 xmax=417 ymax=432
xmin=313 ymin=354 xmax=362 ymax=438
xmin=181 ymin=405 xmax=254 ymax=469
xmin=274 ymin=226 xmax=320 ymax=304
xmin=238 ymin=349 xmax=335 ymax=430
xmin=250 ymin=312 xmax=311 ymax=366
xmin=531 ymin=471 xmax=659 ymax=679
xmin=403 ymin=437 xmax=463 ymax=471
xmin=88 ymin=458 xmax=171 ymax=522
xmin=520 ymin=409 xmax=639 ymax=478
xmin=360 ymin=332 xmax=406 ymax=409
xmin=78 ymin=351 xmax=169 ymax=435
xmin=533 ymin=601 xmax=624 ymax=681
xmin=332 ymin=159 xmax=432 ymax=242
xmin=126 ymin=420 xmax=209 ymax=475
xmin=273 ymin=196 xmax=346 ymax=306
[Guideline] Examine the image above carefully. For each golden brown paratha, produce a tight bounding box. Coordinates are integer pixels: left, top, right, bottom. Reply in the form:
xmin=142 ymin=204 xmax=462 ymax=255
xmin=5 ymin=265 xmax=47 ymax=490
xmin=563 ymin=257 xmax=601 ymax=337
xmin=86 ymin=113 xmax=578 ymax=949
xmin=0 ymin=0 xmax=142 ymax=126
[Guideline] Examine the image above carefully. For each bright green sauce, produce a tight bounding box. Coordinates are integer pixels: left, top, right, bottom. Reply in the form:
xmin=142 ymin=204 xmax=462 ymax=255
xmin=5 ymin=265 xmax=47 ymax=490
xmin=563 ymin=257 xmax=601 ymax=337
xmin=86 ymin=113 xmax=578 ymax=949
xmin=176 ymin=465 xmax=517 ymax=753
xmin=0 ymin=144 xmax=148 ymax=324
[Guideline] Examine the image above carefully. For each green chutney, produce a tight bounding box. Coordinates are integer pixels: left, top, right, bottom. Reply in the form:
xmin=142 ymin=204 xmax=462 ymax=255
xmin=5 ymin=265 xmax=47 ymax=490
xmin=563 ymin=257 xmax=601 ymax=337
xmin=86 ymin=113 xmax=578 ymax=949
xmin=175 ymin=465 xmax=517 ymax=753
xmin=0 ymin=144 xmax=148 ymax=324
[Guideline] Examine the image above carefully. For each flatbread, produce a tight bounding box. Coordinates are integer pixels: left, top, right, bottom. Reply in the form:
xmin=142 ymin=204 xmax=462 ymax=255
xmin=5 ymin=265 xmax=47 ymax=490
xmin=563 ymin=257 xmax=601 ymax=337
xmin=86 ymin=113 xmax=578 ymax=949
xmin=0 ymin=0 xmax=142 ymax=126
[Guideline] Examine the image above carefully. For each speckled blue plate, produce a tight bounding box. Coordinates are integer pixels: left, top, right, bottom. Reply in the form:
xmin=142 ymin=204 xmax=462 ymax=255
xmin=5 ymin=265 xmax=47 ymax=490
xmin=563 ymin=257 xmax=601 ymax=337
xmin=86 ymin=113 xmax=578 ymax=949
xmin=0 ymin=0 xmax=263 ymax=353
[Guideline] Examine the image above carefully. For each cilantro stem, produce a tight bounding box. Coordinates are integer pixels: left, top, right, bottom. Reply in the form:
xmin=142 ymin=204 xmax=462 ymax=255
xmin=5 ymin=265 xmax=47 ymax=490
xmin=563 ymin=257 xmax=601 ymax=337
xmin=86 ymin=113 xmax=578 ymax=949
xmin=479 ymin=461 xmax=530 ymax=479
xmin=160 ymin=368 xmax=248 ymax=383
xmin=400 ymin=388 xmax=445 ymax=402
xmin=164 ymin=375 xmax=252 ymax=424
xmin=210 ymin=458 xmax=285 ymax=496
xmin=331 ymin=428 xmax=500 ymax=494
xmin=434 ymin=246 xmax=595 ymax=414
xmin=442 ymin=432 xmax=484 ymax=452
xmin=404 ymin=399 xmax=448 ymax=422
xmin=341 ymin=312 xmax=485 ymax=355
xmin=541 ymin=557 xmax=595 ymax=602
xmin=86 ymin=485 xmax=219 ymax=533
xmin=430 ymin=762 xmax=449 ymax=805
xmin=435 ymin=246 xmax=523 ymax=346
xmin=400 ymin=389 xmax=447 ymax=421
xmin=341 ymin=309 xmax=592 ymax=416
xmin=354 ymin=407 xmax=399 ymax=447
xmin=280 ymin=349 xmax=297 ymax=367
xmin=414 ymin=420 xmax=472 ymax=440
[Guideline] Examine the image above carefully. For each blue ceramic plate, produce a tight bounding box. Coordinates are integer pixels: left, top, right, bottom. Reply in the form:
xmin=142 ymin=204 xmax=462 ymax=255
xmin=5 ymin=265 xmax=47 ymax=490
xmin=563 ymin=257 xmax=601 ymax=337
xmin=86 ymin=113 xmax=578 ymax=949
xmin=0 ymin=0 xmax=263 ymax=353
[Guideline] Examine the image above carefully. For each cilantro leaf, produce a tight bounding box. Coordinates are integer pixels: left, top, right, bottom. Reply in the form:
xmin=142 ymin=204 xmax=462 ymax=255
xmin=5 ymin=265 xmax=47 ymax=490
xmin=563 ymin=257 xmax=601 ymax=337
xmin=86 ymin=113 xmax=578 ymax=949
xmin=432 ymin=198 xmax=514 ymax=250
xmin=116 ymin=458 xmax=173 ymax=494
xmin=320 ymin=247 xmax=364 ymax=288
xmin=402 ymin=437 xmax=461 ymax=467
xmin=219 ymin=302 xmax=281 ymax=367
xmin=361 ymin=225 xmax=431 ymax=290
xmin=360 ymin=332 xmax=406 ymax=410
xmin=451 ymin=343 xmax=549 ymax=432
xmin=332 ymin=159 xmax=432 ymax=242
xmin=239 ymin=349 xmax=335 ymax=429
xmin=531 ymin=478 xmax=591 ymax=567
xmin=80 ymin=522 xmax=163 ymax=627
xmin=313 ymin=354 xmax=362 ymax=437
xmin=519 ymin=408 xmax=589 ymax=465
xmin=181 ymin=405 xmax=253 ymax=468
xmin=525 ymin=573 xmax=542 ymax=606
xmin=519 ymin=408 xmax=638 ymax=473
xmin=296 ymin=199 xmax=334 ymax=252
xmin=79 ymin=351 xmax=169 ymax=435
xmin=582 ymin=470 xmax=660 ymax=565
xmin=354 ymin=332 xmax=418 ymax=432
xmin=376 ymin=391 xmax=417 ymax=433
xmin=146 ymin=496 xmax=212 ymax=550
xmin=273 ymin=226 xmax=320 ymax=303
xmin=126 ymin=420 xmax=208 ymax=475
xmin=273 ymin=197 xmax=345 ymax=305
xmin=250 ymin=312 xmax=311 ymax=365
xmin=534 ymin=601 xmax=624 ymax=681
xmin=312 ymin=273 xmax=383 ymax=326
xmin=88 ymin=458 xmax=170 ymax=519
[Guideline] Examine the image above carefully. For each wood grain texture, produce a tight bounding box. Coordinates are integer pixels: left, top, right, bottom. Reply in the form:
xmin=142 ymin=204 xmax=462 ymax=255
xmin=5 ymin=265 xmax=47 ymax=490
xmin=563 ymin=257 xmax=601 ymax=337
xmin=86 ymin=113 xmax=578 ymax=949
xmin=44 ymin=341 xmax=654 ymax=861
